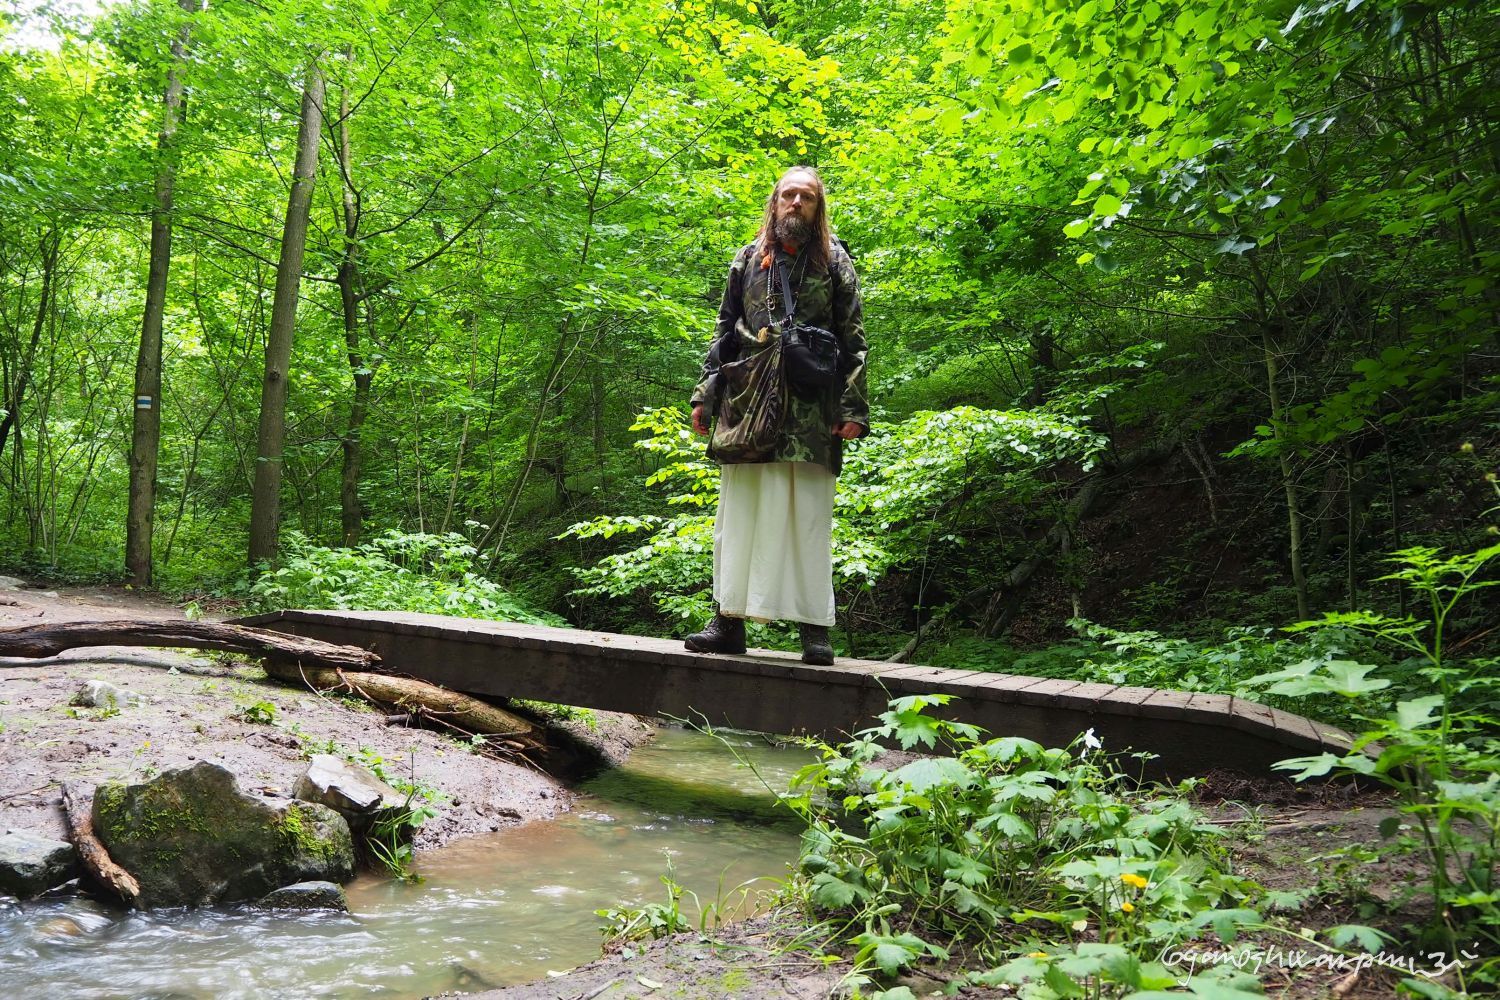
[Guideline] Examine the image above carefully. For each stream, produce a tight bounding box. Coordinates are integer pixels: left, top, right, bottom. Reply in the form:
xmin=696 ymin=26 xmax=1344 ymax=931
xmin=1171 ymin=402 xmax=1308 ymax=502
xmin=0 ymin=727 xmax=811 ymax=999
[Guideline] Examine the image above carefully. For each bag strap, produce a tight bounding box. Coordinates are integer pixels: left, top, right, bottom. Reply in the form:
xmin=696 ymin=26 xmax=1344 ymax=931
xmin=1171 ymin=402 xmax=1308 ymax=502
xmin=772 ymin=249 xmax=798 ymax=324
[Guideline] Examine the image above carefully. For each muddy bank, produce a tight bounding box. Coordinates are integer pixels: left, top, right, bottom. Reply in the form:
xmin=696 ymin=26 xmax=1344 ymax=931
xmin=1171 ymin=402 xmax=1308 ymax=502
xmin=0 ymin=582 xmax=652 ymax=852
xmin=456 ymin=912 xmax=847 ymax=1000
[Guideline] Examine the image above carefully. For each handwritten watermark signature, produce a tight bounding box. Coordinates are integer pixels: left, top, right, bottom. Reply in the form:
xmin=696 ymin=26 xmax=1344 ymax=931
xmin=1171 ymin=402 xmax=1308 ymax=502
xmin=1157 ymin=943 xmax=1480 ymax=981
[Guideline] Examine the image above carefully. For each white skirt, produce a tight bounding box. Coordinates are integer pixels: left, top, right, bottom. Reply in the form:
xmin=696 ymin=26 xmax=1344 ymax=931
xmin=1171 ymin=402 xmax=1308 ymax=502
xmin=713 ymin=462 xmax=836 ymax=626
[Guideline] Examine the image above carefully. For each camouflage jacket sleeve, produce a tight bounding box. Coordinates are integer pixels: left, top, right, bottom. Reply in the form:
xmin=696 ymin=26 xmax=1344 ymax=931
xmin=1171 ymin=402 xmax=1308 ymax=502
xmin=832 ymin=247 xmax=870 ymax=433
xmin=690 ymin=246 xmax=751 ymax=410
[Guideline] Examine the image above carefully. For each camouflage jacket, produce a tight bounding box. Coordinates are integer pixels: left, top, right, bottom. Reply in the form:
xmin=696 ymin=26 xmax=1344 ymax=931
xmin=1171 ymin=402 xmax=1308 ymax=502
xmin=691 ymin=240 xmax=869 ymax=476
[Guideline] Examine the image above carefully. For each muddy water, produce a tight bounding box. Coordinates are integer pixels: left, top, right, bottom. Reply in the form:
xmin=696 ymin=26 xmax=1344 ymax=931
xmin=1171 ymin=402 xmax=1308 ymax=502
xmin=0 ymin=727 xmax=811 ymax=999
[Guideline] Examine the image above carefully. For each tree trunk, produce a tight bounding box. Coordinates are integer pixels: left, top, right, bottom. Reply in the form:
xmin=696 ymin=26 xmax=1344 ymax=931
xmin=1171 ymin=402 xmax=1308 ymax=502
xmin=261 ymin=661 xmax=540 ymax=744
xmin=126 ymin=0 xmax=195 ymax=587
xmin=333 ymin=67 xmax=373 ymax=547
xmin=249 ymin=58 xmax=324 ymax=567
xmin=0 ymin=231 xmax=59 ymax=461
xmin=0 ymin=618 xmax=380 ymax=669
xmin=1262 ymin=326 xmax=1311 ymax=620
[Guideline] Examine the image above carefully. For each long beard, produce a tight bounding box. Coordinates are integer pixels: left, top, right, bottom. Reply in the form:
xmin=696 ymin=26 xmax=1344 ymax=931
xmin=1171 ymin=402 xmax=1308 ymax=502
xmin=774 ymin=213 xmax=814 ymax=245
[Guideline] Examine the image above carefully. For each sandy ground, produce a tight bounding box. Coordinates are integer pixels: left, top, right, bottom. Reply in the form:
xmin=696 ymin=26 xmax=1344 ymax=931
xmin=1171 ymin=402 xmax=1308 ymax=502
xmin=0 ymin=580 xmax=652 ymax=851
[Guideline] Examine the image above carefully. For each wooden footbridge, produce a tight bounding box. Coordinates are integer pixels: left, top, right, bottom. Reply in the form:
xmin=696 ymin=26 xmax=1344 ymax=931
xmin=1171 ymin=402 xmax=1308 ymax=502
xmin=239 ymin=610 xmax=1352 ymax=777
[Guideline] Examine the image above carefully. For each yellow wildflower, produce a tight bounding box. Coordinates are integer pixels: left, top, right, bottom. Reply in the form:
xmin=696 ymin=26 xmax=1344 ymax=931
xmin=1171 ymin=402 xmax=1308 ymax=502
xmin=1120 ymin=873 xmax=1148 ymax=889
xmin=1120 ymin=901 xmax=1135 ymax=913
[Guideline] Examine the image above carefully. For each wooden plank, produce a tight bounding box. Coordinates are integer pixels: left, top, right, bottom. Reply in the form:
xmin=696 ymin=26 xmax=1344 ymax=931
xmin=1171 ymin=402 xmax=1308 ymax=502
xmin=235 ymin=610 xmax=1343 ymax=778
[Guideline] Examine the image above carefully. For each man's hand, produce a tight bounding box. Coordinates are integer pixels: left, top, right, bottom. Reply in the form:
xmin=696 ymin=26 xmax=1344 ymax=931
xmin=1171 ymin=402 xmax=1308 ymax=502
xmin=692 ymin=404 xmax=709 ymax=436
xmin=832 ymin=422 xmax=865 ymax=440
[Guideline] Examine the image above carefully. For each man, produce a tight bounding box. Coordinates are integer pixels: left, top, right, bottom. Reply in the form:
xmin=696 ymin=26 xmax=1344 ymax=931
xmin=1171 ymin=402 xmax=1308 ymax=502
xmin=685 ymin=166 xmax=869 ymax=665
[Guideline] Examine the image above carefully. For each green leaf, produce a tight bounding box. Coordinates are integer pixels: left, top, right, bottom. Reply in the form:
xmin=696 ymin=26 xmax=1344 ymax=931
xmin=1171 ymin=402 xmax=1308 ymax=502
xmin=810 ymin=872 xmax=865 ymax=909
xmin=1394 ymin=695 xmax=1444 ymax=730
xmin=1398 ymin=979 xmax=1463 ymax=999
xmin=1189 ymin=907 xmax=1261 ymax=944
xmin=1044 ymin=962 xmax=1086 ymax=997
xmin=893 ymin=756 xmax=974 ymax=792
xmin=1325 ymin=924 xmax=1389 ymax=951
xmin=1064 ymin=218 xmax=1091 ymax=238
xmin=1139 ymin=102 xmax=1172 ymax=128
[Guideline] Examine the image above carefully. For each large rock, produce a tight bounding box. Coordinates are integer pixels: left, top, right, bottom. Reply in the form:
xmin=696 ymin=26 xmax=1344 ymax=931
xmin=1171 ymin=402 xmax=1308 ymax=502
xmin=294 ymin=754 xmax=406 ymax=830
xmin=92 ymin=762 xmax=355 ymax=908
xmin=0 ymin=831 xmax=79 ymax=898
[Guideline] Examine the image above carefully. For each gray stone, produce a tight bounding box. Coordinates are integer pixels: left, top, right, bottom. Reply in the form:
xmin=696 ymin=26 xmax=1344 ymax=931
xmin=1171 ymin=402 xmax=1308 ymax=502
xmin=70 ymin=680 xmax=145 ymax=711
xmin=255 ymin=880 xmax=348 ymax=911
xmin=294 ymin=754 xmax=406 ymax=827
xmin=92 ymin=761 xmax=355 ymax=908
xmin=0 ymin=575 xmax=22 ymax=590
xmin=0 ymin=831 xmax=79 ymax=898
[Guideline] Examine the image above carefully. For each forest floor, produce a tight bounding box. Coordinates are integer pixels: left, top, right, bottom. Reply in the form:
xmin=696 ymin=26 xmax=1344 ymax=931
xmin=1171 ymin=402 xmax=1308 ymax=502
xmin=0 ymin=582 xmax=1451 ymax=999
xmin=0 ymin=579 xmax=652 ymax=850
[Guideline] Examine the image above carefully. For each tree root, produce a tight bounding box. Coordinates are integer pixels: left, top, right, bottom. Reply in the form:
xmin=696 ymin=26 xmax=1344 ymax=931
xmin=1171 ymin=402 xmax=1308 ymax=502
xmin=61 ymin=781 xmax=141 ymax=906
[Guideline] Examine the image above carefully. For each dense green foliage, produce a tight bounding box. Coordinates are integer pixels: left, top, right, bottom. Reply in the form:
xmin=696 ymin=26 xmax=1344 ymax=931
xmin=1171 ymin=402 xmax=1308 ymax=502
xmin=246 ymin=529 xmax=564 ymax=625
xmin=777 ymin=684 xmax=1495 ymax=996
xmin=0 ymin=0 xmax=1493 ymax=650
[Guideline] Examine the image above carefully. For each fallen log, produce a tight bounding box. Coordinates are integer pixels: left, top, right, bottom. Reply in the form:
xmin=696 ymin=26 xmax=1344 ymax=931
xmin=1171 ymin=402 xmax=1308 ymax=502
xmin=61 ymin=781 xmax=141 ymax=906
xmin=2 ymin=617 xmax=541 ymax=749
xmin=0 ymin=619 xmax=380 ymax=670
xmin=261 ymin=660 xmax=542 ymax=746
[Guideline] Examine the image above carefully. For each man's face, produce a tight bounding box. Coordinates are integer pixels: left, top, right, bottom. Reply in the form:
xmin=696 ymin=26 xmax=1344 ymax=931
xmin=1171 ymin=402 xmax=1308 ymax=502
xmin=774 ymin=173 xmax=820 ymax=245
xmin=777 ymin=175 xmax=820 ymax=225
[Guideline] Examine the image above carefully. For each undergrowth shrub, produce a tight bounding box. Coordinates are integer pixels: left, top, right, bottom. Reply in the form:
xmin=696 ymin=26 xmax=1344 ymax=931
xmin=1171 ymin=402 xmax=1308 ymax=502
xmin=247 ymin=530 xmax=565 ymax=626
xmin=779 ymin=695 xmax=1266 ymax=997
xmin=561 ymin=404 xmax=1104 ymax=635
xmin=1249 ymin=543 xmax=1500 ymax=994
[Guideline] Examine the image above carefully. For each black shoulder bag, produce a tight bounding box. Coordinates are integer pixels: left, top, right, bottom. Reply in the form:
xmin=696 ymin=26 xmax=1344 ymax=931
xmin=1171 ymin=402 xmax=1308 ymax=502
xmin=774 ymin=250 xmax=843 ymax=399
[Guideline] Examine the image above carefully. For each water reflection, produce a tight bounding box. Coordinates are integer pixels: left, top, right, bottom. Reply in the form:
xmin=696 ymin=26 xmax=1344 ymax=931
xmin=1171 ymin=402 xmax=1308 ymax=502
xmin=0 ymin=727 xmax=809 ymax=999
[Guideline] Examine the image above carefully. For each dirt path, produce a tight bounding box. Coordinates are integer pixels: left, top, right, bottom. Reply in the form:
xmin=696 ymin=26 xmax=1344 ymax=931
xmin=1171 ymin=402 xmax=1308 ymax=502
xmin=0 ymin=580 xmax=651 ymax=851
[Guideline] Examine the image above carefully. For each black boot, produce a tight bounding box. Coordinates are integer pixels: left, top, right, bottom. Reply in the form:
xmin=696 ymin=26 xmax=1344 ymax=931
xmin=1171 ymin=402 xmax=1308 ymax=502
xmin=685 ymin=613 xmax=746 ymax=655
xmin=799 ymin=623 xmax=834 ymax=665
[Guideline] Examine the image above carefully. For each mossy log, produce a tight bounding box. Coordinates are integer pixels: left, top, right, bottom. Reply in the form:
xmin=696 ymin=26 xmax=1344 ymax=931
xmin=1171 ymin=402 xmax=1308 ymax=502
xmin=0 ymin=619 xmax=380 ymax=670
xmin=61 ymin=781 xmax=141 ymax=906
xmin=261 ymin=660 xmax=542 ymax=747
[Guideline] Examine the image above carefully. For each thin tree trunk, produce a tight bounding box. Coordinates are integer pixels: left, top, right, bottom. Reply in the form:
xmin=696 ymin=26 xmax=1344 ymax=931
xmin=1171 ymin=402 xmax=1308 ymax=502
xmin=1262 ymin=326 xmax=1311 ymax=620
xmin=1345 ymin=442 xmax=1358 ymax=610
xmin=0 ymin=231 xmax=59 ymax=460
xmin=126 ymin=0 xmax=195 ymax=586
xmin=1249 ymin=260 xmax=1311 ymax=620
xmin=334 ymin=71 xmax=371 ymax=547
xmin=249 ymin=59 xmax=324 ymax=567
xmin=440 ymin=313 xmax=481 ymax=534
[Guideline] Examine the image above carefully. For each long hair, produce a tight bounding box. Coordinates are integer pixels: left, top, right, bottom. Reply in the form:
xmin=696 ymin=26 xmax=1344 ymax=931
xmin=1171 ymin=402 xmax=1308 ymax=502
xmin=755 ymin=166 xmax=833 ymax=273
